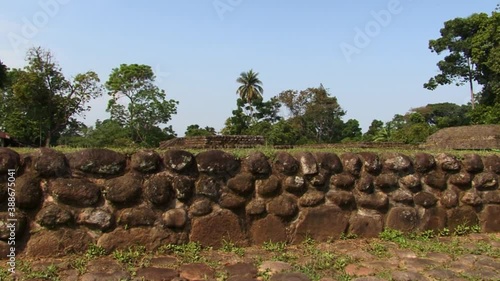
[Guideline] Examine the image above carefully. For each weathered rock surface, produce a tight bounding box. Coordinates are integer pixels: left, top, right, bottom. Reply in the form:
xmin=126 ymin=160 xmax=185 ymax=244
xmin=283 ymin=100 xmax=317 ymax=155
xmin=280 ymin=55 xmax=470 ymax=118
xmin=386 ymin=207 xmax=418 ymax=233
xmin=250 ymin=215 xmax=287 ymax=245
xmin=293 ymin=206 xmax=348 ymax=243
xmin=117 ymin=207 xmax=157 ymax=227
xmin=50 ymin=178 xmax=101 ymax=207
xmin=244 ymin=151 xmax=271 ymax=175
xmin=315 ymin=152 xmax=342 ymax=173
xmin=227 ymin=173 xmax=254 ymax=195
xmin=274 ymin=152 xmax=299 ymax=175
xmin=267 ymin=194 xmax=298 ymax=218
xmin=15 ymin=174 xmax=42 ymax=209
xmin=77 ymin=208 xmax=114 ymax=230
xmin=68 ymin=148 xmax=126 ymax=175
xmin=26 ymin=228 xmax=93 ymax=257
xmin=105 ymin=173 xmax=142 ymax=204
xmin=163 ymin=149 xmax=195 ymax=172
xmin=0 ymin=148 xmax=20 ymax=175
xmin=295 ymin=152 xmax=318 ymax=175
xmin=162 ymin=208 xmax=187 ymax=229
xmin=98 ymin=227 xmax=178 ymax=252
xmin=36 ymin=203 xmax=73 ymax=228
xmin=145 ymin=173 xmax=175 ymax=205
xmin=32 ymin=148 xmax=69 ymax=177
xmin=131 ymin=150 xmax=161 ymax=173
xmin=256 ymin=175 xmax=281 ymax=197
xmin=190 ymin=209 xmax=246 ymax=248
xmin=196 ymin=150 xmax=239 ymax=175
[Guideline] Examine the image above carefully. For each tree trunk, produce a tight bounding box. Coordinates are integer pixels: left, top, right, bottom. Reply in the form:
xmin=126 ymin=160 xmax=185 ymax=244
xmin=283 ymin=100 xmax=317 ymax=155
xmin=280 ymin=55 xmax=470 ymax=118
xmin=469 ymin=80 xmax=475 ymax=110
xmin=44 ymin=131 xmax=51 ymax=147
xmin=468 ymin=57 xmax=475 ymax=109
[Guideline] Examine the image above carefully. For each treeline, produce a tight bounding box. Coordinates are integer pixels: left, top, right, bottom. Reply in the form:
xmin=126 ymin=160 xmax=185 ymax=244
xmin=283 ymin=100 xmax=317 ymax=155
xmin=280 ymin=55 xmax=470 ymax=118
xmin=189 ymin=5 xmax=500 ymax=145
xmin=0 ymin=48 xmax=178 ymax=148
xmin=0 ymin=7 xmax=498 ymax=147
xmin=212 ymin=88 xmax=473 ymax=145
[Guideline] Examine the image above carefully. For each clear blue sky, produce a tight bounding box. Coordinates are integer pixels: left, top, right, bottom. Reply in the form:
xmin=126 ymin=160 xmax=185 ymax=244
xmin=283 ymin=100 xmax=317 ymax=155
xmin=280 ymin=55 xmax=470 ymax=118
xmin=0 ymin=0 xmax=497 ymax=136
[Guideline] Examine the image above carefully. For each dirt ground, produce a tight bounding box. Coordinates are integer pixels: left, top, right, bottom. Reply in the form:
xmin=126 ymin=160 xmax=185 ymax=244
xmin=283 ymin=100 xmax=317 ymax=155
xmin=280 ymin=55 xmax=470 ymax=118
xmin=1 ymin=232 xmax=499 ymax=281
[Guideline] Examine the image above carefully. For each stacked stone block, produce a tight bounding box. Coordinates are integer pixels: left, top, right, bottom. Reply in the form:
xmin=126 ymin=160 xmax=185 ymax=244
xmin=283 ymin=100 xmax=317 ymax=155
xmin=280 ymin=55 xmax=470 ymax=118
xmin=159 ymin=135 xmax=265 ymax=149
xmin=0 ymin=147 xmax=498 ymax=258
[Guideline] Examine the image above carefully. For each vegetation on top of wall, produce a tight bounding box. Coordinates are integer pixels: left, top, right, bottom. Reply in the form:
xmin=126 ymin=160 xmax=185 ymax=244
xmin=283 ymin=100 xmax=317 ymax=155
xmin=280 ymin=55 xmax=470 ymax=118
xmin=8 ymin=145 xmax=500 ymax=160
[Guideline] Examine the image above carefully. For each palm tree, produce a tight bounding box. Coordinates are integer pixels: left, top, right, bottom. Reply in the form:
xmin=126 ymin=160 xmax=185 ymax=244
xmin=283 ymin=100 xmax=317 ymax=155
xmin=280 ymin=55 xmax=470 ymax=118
xmin=236 ymin=69 xmax=263 ymax=124
xmin=236 ymin=69 xmax=263 ymax=104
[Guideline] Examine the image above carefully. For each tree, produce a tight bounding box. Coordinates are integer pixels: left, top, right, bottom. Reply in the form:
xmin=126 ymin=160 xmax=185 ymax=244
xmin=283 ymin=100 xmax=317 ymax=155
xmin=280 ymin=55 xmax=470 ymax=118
xmin=266 ymin=120 xmax=301 ymax=145
xmin=468 ymin=103 xmax=500 ymax=124
xmin=341 ymin=119 xmax=362 ymax=142
xmin=0 ymin=47 xmax=103 ymax=146
xmin=424 ymin=13 xmax=489 ymax=109
xmin=236 ymin=69 xmax=263 ymax=119
xmin=105 ymin=64 xmax=178 ymax=146
xmin=471 ymin=10 xmax=500 ymax=107
xmin=363 ymin=119 xmax=384 ymax=141
xmin=373 ymin=125 xmax=393 ymax=142
xmin=222 ymin=97 xmax=282 ymax=135
xmin=425 ymin=9 xmax=500 ymax=113
xmin=251 ymin=97 xmax=282 ymax=123
xmin=276 ymin=84 xmax=346 ymax=143
xmin=301 ymin=85 xmax=346 ymax=143
xmin=381 ymin=112 xmax=437 ymax=144
xmin=277 ymin=89 xmax=313 ymax=118
xmin=245 ymin=121 xmax=273 ymax=137
xmin=185 ymin=124 xmax=216 ymax=136
xmin=410 ymin=103 xmax=470 ymax=128
xmin=56 ymin=120 xmax=88 ymax=147
xmin=221 ymin=98 xmax=252 ymax=135
xmin=139 ymin=125 xmax=176 ymax=147
xmin=0 ymin=59 xmax=7 ymax=89
xmin=85 ymin=119 xmax=132 ymax=147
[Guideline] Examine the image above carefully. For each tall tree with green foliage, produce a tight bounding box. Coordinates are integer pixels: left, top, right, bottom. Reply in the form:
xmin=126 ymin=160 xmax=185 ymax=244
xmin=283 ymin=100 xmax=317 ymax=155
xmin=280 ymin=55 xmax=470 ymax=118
xmin=277 ymin=85 xmax=345 ymax=143
xmin=277 ymin=89 xmax=313 ymax=118
xmin=185 ymin=124 xmax=216 ymax=136
xmin=471 ymin=8 xmax=500 ymax=106
xmin=266 ymin=120 xmax=301 ymax=145
xmin=380 ymin=112 xmax=437 ymax=144
xmin=0 ymin=59 xmax=7 ymax=90
xmin=105 ymin=64 xmax=178 ymax=146
xmin=222 ymin=97 xmax=282 ymax=135
xmin=341 ymin=119 xmax=362 ymax=142
xmin=425 ymin=8 xmax=500 ymax=118
xmin=363 ymin=119 xmax=384 ymax=141
xmin=222 ymin=98 xmax=253 ymax=135
xmin=0 ymin=47 xmax=103 ymax=146
xmin=424 ymin=13 xmax=489 ymax=109
xmin=410 ymin=103 xmax=470 ymax=128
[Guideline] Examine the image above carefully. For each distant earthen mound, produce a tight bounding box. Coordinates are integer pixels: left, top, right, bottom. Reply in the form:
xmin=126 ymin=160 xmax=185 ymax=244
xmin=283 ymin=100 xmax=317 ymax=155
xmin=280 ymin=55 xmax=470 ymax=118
xmin=159 ymin=135 xmax=265 ymax=149
xmin=423 ymin=125 xmax=500 ymax=150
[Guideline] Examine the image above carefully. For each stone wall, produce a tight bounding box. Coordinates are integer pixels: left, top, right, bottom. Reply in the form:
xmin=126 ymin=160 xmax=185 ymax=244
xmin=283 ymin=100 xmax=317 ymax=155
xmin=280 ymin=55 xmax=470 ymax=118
xmin=159 ymin=135 xmax=265 ymax=149
xmin=0 ymin=147 xmax=499 ymax=258
xmin=423 ymin=125 xmax=500 ymax=150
